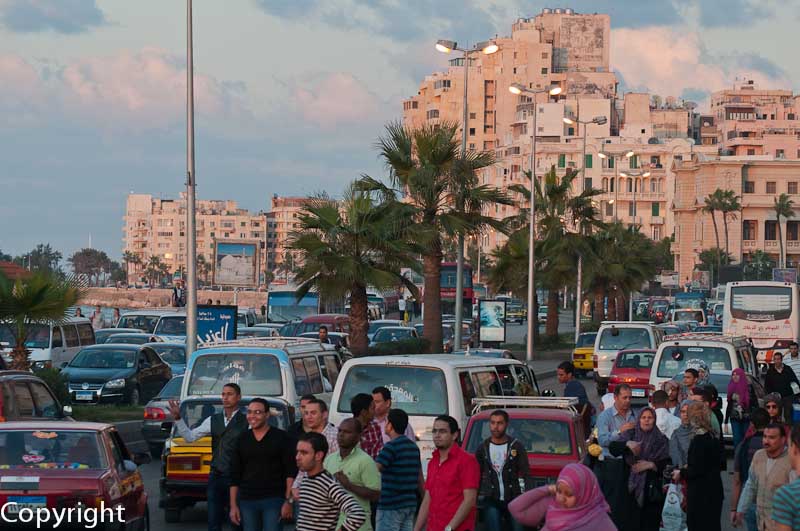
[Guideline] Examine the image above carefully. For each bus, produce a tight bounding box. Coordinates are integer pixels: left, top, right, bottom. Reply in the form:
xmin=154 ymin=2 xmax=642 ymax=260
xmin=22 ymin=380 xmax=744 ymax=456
xmin=440 ymin=262 xmax=473 ymax=319
xmin=723 ymin=280 xmax=799 ymax=368
xmin=266 ymin=289 xmax=320 ymax=323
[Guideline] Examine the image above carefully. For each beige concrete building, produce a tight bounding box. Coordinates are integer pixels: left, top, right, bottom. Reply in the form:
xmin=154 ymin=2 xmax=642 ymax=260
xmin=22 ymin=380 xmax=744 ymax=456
xmin=269 ymin=195 xmax=310 ymax=275
xmin=123 ymin=193 xmax=267 ymax=285
xmin=673 ymin=156 xmax=800 ymax=282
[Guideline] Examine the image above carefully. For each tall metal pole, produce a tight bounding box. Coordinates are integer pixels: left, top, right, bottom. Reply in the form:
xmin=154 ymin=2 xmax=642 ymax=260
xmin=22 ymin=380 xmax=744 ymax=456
xmin=454 ymin=49 xmax=469 ymax=349
xmin=574 ymin=122 xmax=587 ymax=343
xmin=185 ymin=0 xmax=198 ymax=359
xmin=613 ymin=156 xmax=619 ymax=222
xmin=526 ymin=96 xmax=538 ymax=361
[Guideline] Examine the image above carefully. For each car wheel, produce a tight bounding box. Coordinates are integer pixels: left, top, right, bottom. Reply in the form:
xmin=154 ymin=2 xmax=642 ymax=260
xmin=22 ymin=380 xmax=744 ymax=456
xmin=148 ymin=443 xmax=163 ymax=459
xmin=164 ymin=508 xmax=181 ymax=524
xmin=129 ymin=386 xmax=141 ymax=406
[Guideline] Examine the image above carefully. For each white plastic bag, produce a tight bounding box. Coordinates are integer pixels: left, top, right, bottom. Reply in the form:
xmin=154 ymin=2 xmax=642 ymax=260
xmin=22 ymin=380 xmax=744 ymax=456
xmin=660 ymin=483 xmax=687 ymax=531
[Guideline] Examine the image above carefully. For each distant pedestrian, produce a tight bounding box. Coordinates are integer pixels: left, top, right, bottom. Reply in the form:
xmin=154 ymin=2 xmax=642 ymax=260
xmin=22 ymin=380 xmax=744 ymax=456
xmin=112 ymin=308 xmax=121 ymax=325
xmin=372 ymin=386 xmax=417 ymax=443
xmin=771 ymin=424 xmax=800 ymax=531
xmin=558 ymin=362 xmax=592 ymax=435
xmin=726 ymin=368 xmax=753 ymax=450
xmin=474 ymin=409 xmax=530 ymax=531
xmin=324 ymin=419 xmax=381 ymax=531
xmin=375 ymin=409 xmax=422 ymax=531
xmin=216 ymin=299 xmax=222 ymax=305
xmin=350 ymin=393 xmax=383 ymax=459
xmin=75 ymin=307 xmax=83 ymax=317
xmin=764 ymin=353 xmax=799 ymax=425
xmin=90 ymin=305 xmax=104 ymax=330
xmin=731 ymin=408 xmax=770 ymax=531
xmin=229 ymin=397 xmax=296 ymax=531
xmin=652 ymin=390 xmax=682 ymax=440
xmin=172 ymin=280 xmax=187 ymax=307
xmin=207 ymin=298 xmax=214 ymax=305
xmin=509 ymin=463 xmax=616 ymax=531
xmin=295 ymin=432 xmax=366 ymax=531
xmin=414 ymin=415 xmax=479 ymax=531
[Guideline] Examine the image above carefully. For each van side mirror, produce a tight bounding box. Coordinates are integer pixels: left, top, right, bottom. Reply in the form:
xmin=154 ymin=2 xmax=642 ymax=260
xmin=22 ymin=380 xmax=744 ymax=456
xmin=62 ymin=405 xmax=73 ymax=417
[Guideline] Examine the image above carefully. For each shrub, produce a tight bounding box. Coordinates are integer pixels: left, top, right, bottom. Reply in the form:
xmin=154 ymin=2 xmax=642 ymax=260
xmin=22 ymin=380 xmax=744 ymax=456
xmin=368 ymin=337 xmax=432 ymax=356
xmin=33 ymin=367 xmax=70 ymax=405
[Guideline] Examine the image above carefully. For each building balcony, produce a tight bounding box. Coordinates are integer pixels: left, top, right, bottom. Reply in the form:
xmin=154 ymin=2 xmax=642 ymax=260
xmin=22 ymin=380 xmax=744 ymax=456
xmin=726 ymin=136 xmax=764 ymax=147
xmin=743 ymin=239 xmax=757 ymax=249
xmin=788 ymin=240 xmax=800 ymax=250
xmin=651 ymin=216 xmax=665 ymax=225
xmin=765 ymin=240 xmax=779 ymax=249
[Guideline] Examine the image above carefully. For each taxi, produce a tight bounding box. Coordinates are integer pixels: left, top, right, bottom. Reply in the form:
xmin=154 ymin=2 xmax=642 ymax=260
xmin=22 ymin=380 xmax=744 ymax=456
xmin=0 ymin=421 xmax=150 ymax=529
xmin=159 ymin=396 xmax=292 ymax=523
xmin=571 ymin=332 xmax=597 ymax=377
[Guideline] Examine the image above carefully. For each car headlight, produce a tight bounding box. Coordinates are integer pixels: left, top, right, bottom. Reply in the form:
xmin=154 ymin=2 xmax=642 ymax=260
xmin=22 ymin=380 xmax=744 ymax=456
xmin=105 ymin=378 xmax=126 ymax=389
xmin=32 ymin=361 xmax=52 ymax=370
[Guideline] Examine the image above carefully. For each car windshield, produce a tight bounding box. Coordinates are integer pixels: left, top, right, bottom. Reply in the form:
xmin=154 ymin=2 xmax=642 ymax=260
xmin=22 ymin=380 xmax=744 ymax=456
xmin=660 ymin=326 xmax=681 ymax=335
xmin=70 ymin=348 xmax=136 ymax=369
xmin=674 ymin=310 xmax=703 ymax=322
xmin=598 ymin=328 xmax=651 ymax=350
xmin=154 ymin=316 xmax=186 ymax=336
xmin=576 ymin=333 xmax=597 ymax=348
xmin=153 ymin=346 xmax=185 ymax=365
xmin=0 ymin=430 xmax=106 ymax=469
xmin=179 ymin=400 xmax=289 ymax=431
xmin=0 ymin=324 xmax=50 ymax=349
xmin=339 ymin=365 xmax=447 ymax=416
xmin=187 ymin=354 xmax=283 ymax=396
xmin=442 ymin=326 xmax=454 ymax=340
xmin=157 ymin=376 xmax=184 ymax=398
xmin=616 ymin=351 xmax=655 ymax=369
xmin=106 ymin=334 xmax=150 ymax=345
xmin=368 ymin=322 xmax=396 ymax=334
xmin=657 ymin=346 xmax=732 ymax=377
xmin=373 ymin=328 xmax=413 ymax=342
xmin=465 ymin=418 xmax=573 ymax=455
xmin=117 ymin=315 xmax=160 ymax=333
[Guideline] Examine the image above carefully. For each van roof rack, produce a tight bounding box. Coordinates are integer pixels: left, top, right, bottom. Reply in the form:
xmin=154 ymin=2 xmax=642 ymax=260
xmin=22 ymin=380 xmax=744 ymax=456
xmin=470 ymin=396 xmax=579 ymax=416
xmin=663 ymin=333 xmax=748 ymax=343
xmin=196 ymin=336 xmax=322 ymax=350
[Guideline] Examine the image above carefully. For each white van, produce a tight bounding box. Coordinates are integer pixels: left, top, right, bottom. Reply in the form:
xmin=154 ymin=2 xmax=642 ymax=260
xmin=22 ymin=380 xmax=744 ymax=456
xmin=0 ymin=317 xmax=95 ymax=370
xmin=329 ymin=354 xmax=540 ymax=470
xmin=117 ymin=309 xmax=178 ymax=334
xmin=593 ymin=321 xmax=664 ymax=395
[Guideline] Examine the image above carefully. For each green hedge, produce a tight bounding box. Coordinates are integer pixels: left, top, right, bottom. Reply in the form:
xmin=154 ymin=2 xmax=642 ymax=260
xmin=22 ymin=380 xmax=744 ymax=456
xmin=367 ymin=337 xmax=432 ymax=356
xmin=71 ymin=405 xmax=145 ymax=423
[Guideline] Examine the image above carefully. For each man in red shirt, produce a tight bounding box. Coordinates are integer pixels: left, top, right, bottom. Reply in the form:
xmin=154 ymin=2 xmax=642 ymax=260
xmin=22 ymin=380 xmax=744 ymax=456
xmin=414 ymin=415 xmax=479 ymax=531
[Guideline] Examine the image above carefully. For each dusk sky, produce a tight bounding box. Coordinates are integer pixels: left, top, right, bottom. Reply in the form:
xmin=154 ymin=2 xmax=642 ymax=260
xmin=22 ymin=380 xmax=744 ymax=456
xmin=1 ymin=0 xmax=797 ymax=262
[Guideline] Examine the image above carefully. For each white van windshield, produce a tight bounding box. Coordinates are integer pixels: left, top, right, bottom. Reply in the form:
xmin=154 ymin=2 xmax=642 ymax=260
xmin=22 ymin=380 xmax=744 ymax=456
xmin=339 ymin=365 xmax=447 ymax=416
xmin=598 ymin=328 xmax=651 ymax=351
xmin=657 ymin=346 xmax=732 ymax=377
xmin=118 ymin=314 xmax=161 ymax=333
xmin=187 ymin=354 xmax=282 ymax=396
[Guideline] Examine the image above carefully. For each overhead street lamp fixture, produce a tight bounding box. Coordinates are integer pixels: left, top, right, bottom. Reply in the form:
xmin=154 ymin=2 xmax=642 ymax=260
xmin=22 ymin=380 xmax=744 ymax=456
xmin=506 ymin=82 xmax=562 ymax=361
xmin=598 ymin=149 xmax=635 ymax=221
xmin=435 ymin=36 xmax=499 ymax=351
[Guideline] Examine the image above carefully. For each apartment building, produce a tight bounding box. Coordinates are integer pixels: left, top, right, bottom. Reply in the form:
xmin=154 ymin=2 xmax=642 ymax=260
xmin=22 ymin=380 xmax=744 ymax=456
xmin=269 ymin=195 xmax=310 ymax=273
xmin=123 ymin=193 xmax=267 ymax=285
xmin=673 ymin=157 xmax=800 ymax=282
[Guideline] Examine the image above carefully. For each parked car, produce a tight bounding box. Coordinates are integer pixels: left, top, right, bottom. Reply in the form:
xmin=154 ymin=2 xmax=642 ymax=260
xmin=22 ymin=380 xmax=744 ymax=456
xmin=451 ymin=349 xmax=515 ymax=359
xmin=572 ymin=332 xmax=597 ymax=378
xmin=94 ymin=328 xmax=145 ymax=344
xmin=593 ymin=322 xmax=664 ymax=395
xmin=253 ymin=323 xmax=283 ymax=336
xmin=0 ymin=371 xmax=73 ymax=421
xmin=507 ymin=304 xmax=527 ymax=324
xmin=103 ymin=332 xmax=158 ymax=345
xmin=61 ymin=344 xmax=173 ymax=405
xmin=143 ymin=376 xmax=184 ymax=458
xmin=414 ymin=324 xmax=456 ymax=352
xmin=296 ymin=314 xmax=350 ymax=335
xmin=442 ymin=320 xmax=477 ymax=348
xmin=159 ymin=397 xmax=292 ymax=523
xmin=607 ymin=349 xmax=656 ymax=404
xmin=694 ymin=325 xmax=723 ymax=334
xmin=278 ymin=321 xmax=302 ymax=337
xmin=117 ymin=309 xmax=178 ymax=333
xmin=145 ymin=342 xmax=187 ymax=376
xmin=537 ymin=307 xmax=548 ymax=324
xmin=367 ymin=320 xmax=404 ymax=342
xmin=298 ymin=331 xmax=350 ymax=350
xmin=0 ymin=422 xmax=151 ymax=528
xmin=369 ymin=326 xmax=418 ymax=346
xmin=238 ymin=326 xmax=278 ymax=338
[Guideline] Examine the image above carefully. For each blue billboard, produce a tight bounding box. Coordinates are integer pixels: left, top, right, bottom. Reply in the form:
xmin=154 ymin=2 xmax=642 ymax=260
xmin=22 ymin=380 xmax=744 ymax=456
xmin=197 ymin=305 xmax=237 ymax=344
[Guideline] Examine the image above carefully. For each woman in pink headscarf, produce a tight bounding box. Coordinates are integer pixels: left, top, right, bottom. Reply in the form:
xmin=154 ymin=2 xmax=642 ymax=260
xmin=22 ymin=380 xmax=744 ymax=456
xmin=508 ymin=463 xmax=616 ymax=531
xmin=724 ymin=368 xmax=751 ymax=450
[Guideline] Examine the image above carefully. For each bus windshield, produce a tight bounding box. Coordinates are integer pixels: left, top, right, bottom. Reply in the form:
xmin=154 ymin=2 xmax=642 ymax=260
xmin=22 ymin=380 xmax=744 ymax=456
xmin=267 ymin=292 xmax=318 ymax=323
xmin=730 ymin=285 xmax=792 ymax=321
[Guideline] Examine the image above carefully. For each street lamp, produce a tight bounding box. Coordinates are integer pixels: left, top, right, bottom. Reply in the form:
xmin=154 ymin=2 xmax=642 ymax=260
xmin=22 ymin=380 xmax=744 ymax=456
xmin=507 ymin=82 xmax=562 ymax=361
xmin=563 ymin=115 xmax=607 ymax=343
xmin=185 ymin=0 xmax=198 ymax=359
xmin=436 ymin=38 xmax=498 ymax=350
xmin=619 ymin=166 xmax=650 ymax=320
xmin=598 ymin=150 xmax=635 ymax=222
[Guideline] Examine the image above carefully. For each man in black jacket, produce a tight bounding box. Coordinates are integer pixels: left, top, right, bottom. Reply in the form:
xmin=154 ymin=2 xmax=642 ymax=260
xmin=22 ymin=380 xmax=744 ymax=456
xmin=474 ymin=409 xmax=529 ymax=531
xmin=765 ymin=352 xmax=800 ymax=425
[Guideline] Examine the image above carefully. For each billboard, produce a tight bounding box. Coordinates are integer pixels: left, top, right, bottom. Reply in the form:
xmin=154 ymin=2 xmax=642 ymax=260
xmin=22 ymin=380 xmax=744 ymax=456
xmin=773 ymin=268 xmax=798 ymax=283
xmin=196 ymin=304 xmax=237 ymax=344
xmin=213 ymin=240 xmax=260 ymax=287
xmin=690 ymin=271 xmax=710 ymax=290
xmin=479 ymin=300 xmax=507 ymax=343
xmin=659 ymin=271 xmax=680 ymax=288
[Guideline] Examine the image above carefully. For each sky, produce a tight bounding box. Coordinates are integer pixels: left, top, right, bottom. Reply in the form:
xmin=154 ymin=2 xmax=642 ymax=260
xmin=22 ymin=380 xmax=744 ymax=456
xmin=0 ymin=0 xmax=798 ymax=262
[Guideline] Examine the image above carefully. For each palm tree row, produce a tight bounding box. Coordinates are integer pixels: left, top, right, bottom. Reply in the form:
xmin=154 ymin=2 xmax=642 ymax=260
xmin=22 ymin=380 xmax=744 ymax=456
xmin=702 ymin=188 xmax=741 ymax=275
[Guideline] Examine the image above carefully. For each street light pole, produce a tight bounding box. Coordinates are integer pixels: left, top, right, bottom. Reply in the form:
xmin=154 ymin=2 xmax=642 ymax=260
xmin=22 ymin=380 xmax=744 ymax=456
xmin=619 ymin=166 xmax=650 ymax=320
xmin=185 ymin=0 xmax=198 ymax=359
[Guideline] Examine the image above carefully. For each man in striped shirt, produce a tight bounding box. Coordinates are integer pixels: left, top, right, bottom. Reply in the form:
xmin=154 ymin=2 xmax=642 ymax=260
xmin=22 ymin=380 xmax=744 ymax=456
xmin=295 ymin=432 xmax=366 ymax=531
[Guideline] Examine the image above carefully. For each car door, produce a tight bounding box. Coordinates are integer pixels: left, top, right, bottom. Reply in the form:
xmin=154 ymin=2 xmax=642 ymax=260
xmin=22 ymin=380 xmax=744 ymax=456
xmin=138 ymin=349 xmax=159 ymax=400
xmin=50 ymin=326 xmax=68 ymax=368
xmin=149 ymin=348 xmax=172 ymax=394
xmin=105 ymin=429 xmax=142 ymax=523
xmin=11 ymin=381 xmax=36 ymax=421
xmin=29 ymin=381 xmax=61 ymax=418
xmin=62 ymin=325 xmax=81 ymax=365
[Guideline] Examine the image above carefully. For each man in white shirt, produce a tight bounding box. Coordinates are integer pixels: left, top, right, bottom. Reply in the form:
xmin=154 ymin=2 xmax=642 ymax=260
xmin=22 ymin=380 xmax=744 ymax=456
xmin=784 ymin=342 xmax=800 ymax=379
xmin=652 ymin=390 xmax=681 ymax=439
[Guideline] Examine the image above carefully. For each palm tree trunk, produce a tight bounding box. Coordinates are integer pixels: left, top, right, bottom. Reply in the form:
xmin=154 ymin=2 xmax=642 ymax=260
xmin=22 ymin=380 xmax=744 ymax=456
xmin=593 ymin=286 xmax=605 ymax=326
xmin=722 ymin=212 xmax=731 ymax=258
xmin=545 ymin=289 xmax=559 ymax=341
xmin=533 ymin=293 xmax=540 ymax=344
xmin=348 ymin=284 xmax=370 ymax=357
xmin=778 ymin=218 xmax=785 ymax=268
xmin=422 ymin=244 xmax=443 ymax=353
xmin=617 ymin=292 xmax=626 ymax=321
xmin=710 ymin=212 xmax=721 ymax=273
xmin=607 ymin=288 xmax=617 ymax=322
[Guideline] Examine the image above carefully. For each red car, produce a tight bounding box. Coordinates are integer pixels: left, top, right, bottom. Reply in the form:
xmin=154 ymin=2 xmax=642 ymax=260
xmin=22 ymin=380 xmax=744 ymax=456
xmin=0 ymin=421 xmax=150 ymax=529
xmin=608 ymin=349 xmax=656 ymax=403
xmin=462 ymin=399 xmax=586 ymax=485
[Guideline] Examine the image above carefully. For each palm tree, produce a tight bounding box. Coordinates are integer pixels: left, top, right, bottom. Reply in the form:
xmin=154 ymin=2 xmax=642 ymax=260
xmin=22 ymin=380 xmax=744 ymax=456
xmin=702 ymin=190 xmax=724 ymax=273
xmin=774 ymin=193 xmax=795 ymax=268
xmin=122 ymin=251 xmax=140 ymax=284
xmin=145 ymin=255 xmax=167 ymax=286
xmin=289 ymin=185 xmax=420 ymax=356
xmin=718 ymin=190 xmax=741 ymax=258
xmin=0 ymin=271 xmax=84 ymax=370
xmin=359 ymin=121 xmax=512 ymax=352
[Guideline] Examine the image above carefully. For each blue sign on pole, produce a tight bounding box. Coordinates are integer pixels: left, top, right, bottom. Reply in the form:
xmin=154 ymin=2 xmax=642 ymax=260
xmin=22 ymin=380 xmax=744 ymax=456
xmin=196 ymin=305 xmax=237 ymax=344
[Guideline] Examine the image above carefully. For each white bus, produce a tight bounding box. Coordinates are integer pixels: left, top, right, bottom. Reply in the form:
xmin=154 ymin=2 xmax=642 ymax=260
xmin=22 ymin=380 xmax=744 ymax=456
xmin=723 ymin=281 xmax=799 ymax=369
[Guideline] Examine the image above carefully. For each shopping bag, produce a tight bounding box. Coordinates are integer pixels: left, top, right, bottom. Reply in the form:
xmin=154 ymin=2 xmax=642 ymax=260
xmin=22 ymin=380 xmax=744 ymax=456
xmin=660 ymin=483 xmax=687 ymax=531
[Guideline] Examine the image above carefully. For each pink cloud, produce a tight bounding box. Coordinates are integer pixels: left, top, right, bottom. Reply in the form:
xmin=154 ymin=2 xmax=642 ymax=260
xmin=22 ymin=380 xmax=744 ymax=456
xmin=290 ymin=72 xmax=382 ymax=128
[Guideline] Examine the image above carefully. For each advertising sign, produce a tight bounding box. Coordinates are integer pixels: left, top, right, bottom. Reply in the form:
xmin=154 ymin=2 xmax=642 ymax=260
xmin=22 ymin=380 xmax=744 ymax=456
xmin=690 ymin=271 xmax=710 ymax=290
xmin=213 ymin=240 xmax=260 ymax=288
xmin=479 ymin=300 xmax=507 ymax=343
xmin=772 ymin=268 xmax=798 ymax=283
xmin=197 ymin=304 xmax=237 ymax=344
xmin=659 ymin=271 xmax=680 ymax=288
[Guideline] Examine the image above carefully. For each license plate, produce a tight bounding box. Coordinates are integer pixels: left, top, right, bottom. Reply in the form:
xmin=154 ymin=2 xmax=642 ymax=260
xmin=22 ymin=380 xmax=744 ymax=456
xmin=6 ymin=496 xmax=46 ymax=513
xmin=76 ymin=391 xmax=94 ymax=401
xmin=632 ymin=388 xmax=646 ymax=398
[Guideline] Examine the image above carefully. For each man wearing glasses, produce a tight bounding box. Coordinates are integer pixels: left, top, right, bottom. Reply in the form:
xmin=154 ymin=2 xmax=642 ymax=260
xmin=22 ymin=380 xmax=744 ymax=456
xmin=229 ymin=397 xmax=297 ymax=531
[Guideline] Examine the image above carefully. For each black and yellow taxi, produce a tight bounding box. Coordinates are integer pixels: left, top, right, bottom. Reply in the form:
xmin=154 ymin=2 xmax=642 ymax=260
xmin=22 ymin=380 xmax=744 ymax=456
xmin=571 ymin=332 xmax=597 ymax=377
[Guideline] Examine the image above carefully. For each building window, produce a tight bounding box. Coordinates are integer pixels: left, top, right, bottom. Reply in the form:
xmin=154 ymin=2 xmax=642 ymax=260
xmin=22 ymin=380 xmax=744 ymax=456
xmin=469 ymin=143 xmax=475 ymax=150
xmin=743 ymin=220 xmax=756 ymax=241
xmin=651 ymin=202 xmax=660 ymax=217
xmin=541 ymin=67 xmax=548 ymax=74
xmin=765 ymin=220 xmax=778 ymax=241
xmin=628 ymin=203 xmax=635 ymax=216
xmin=558 ymin=154 xmax=566 ymax=168
xmin=627 ymin=178 xmax=633 ymax=193
xmin=630 ymin=155 xmax=639 ymax=169
xmin=567 ymin=127 xmax=575 ymax=136
xmin=789 ymin=221 xmax=800 ymax=241
xmin=513 ymin=67 xmax=517 ymax=74
xmin=777 ymin=149 xmax=785 ymax=159
xmin=541 ymin=52 xmax=548 ymax=59
xmin=766 ymin=182 xmax=776 ymax=194
xmin=469 ymin=127 xmax=475 ymax=136
xmin=789 ymin=182 xmax=798 ymax=195
xmin=426 ymin=109 xmax=439 ymax=120
xmin=585 ymin=154 xmax=592 ymax=169
xmin=744 ymin=181 xmax=755 ymax=193
xmin=746 ymin=149 xmax=756 ymax=156
xmin=606 ymin=157 xmax=614 ymax=169
xmin=584 ymin=178 xmax=592 ymax=190
xmin=652 ymin=226 xmax=662 ymax=240
xmin=469 ymin=112 xmax=476 ymax=119
xmin=605 ymin=202 xmax=613 ymax=216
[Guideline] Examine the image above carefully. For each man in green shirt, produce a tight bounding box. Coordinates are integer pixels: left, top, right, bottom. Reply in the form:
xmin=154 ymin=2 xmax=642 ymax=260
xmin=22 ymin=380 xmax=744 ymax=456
xmin=324 ymin=418 xmax=381 ymax=531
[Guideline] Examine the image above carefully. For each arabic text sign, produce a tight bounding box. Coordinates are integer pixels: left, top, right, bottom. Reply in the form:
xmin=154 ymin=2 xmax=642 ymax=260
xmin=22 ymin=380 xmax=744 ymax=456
xmin=772 ymin=268 xmax=798 ymax=283
xmin=197 ymin=305 xmax=237 ymax=344
xmin=479 ymin=300 xmax=507 ymax=343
